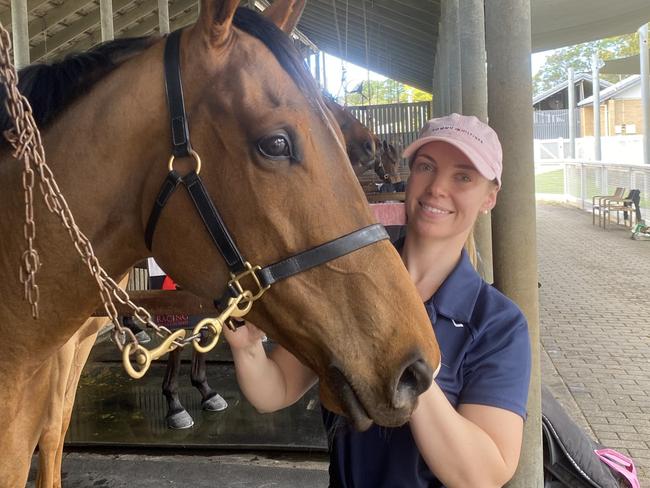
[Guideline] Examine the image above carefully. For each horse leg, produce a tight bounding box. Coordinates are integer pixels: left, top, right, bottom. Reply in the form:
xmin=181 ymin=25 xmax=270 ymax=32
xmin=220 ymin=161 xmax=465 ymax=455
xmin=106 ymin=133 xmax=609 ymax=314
xmin=162 ymin=347 xmax=194 ymax=429
xmin=35 ymin=317 xmax=103 ymax=488
xmin=190 ymin=335 xmax=227 ymax=412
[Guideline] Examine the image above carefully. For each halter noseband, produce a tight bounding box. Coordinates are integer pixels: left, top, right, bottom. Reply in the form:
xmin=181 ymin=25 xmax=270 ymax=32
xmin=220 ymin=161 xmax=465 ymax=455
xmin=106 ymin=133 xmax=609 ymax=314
xmin=145 ymin=30 xmax=388 ymax=328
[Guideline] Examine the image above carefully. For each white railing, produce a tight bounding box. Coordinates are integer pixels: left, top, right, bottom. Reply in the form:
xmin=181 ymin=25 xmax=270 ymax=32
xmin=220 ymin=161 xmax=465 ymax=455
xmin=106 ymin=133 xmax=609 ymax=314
xmin=534 ymin=136 xmax=646 ymax=165
xmin=535 ymin=160 xmax=650 ymax=221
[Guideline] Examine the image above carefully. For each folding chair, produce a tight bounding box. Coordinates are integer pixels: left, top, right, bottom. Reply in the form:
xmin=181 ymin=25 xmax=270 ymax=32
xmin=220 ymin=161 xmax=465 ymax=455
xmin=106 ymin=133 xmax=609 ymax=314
xmin=592 ymin=187 xmax=625 ymax=226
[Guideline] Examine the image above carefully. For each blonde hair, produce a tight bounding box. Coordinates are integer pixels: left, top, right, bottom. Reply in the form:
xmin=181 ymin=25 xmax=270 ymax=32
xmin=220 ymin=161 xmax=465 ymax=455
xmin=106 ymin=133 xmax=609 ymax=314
xmin=464 ymin=227 xmax=478 ymax=271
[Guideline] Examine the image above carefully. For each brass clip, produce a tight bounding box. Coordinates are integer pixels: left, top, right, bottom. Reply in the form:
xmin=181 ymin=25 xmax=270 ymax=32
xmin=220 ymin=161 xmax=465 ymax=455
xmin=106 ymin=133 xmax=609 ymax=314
xmin=122 ymin=329 xmax=186 ymax=379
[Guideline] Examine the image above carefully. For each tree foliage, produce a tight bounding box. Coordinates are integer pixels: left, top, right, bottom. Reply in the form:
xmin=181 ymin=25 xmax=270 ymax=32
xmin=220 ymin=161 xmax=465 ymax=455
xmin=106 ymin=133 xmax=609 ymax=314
xmin=533 ymin=33 xmax=640 ymax=96
xmin=340 ymin=79 xmax=432 ymax=106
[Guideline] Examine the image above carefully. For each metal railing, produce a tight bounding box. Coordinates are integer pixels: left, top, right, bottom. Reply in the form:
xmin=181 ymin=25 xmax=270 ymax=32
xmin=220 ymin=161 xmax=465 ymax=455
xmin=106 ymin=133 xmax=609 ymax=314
xmin=536 ymin=160 xmax=650 ymax=221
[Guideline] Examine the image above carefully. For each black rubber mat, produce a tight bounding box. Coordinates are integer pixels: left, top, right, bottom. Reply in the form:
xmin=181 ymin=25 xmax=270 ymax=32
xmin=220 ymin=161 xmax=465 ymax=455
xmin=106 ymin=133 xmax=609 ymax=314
xmin=66 ymin=335 xmax=328 ymax=451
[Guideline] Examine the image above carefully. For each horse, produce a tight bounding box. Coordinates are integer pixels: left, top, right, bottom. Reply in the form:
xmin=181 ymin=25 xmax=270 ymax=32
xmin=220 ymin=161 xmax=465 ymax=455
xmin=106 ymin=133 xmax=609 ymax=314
xmin=322 ymin=93 xmax=376 ymax=176
xmin=0 ymin=1 xmax=440 ymax=486
xmin=375 ymin=140 xmax=406 ymax=193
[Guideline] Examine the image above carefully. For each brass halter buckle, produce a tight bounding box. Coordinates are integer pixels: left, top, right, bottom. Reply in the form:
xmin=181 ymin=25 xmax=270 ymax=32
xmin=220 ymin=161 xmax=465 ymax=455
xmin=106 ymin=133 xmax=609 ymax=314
xmin=191 ymin=262 xmax=270 ymax=353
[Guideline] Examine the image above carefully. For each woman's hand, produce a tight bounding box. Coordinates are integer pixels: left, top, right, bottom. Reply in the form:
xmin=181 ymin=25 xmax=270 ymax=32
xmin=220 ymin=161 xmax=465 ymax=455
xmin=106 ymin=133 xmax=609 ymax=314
xmin=223 ymin=319 xmax=266 ymax=351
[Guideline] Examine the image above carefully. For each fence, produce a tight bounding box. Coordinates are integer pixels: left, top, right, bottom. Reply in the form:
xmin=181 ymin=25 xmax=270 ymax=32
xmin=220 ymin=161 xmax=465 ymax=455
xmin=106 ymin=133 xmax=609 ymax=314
xmin=348 ymin=101 xmax=431 ymax=151
xmin=536 ymin=160 xmax=650 ymax=221
xmin=535 ymin=136 xmax=645 ymax=165
xmin=533 ymin=109 xmax=580 ymax=140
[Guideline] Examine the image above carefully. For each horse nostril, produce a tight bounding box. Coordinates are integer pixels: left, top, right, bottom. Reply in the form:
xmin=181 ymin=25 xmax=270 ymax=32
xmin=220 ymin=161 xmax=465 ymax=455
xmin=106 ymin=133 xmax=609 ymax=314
xmin=393 ymin=358 xmax=433 ymax=409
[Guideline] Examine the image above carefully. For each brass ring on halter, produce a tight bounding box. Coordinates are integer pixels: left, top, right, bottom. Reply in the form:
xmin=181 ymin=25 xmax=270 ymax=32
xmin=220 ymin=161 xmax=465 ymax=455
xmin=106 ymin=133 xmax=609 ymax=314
xmin=122 ymin=329 xmax=186 ymax=379
xmin=192 ymin=318 xmax=223 ymax=354
xmin=167 ymin=149 xmax=202 ymax=174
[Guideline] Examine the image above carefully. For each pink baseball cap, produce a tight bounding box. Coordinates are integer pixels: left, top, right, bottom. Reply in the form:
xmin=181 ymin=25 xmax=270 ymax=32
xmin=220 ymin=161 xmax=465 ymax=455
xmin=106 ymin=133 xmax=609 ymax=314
xmin=403 ymin=113 xmax=503 ymax=187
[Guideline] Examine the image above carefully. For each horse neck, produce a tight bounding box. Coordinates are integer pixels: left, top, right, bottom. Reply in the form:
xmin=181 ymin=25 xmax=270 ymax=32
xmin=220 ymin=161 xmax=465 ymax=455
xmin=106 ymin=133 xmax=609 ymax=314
xmin=0 ymin=43 xmax=169 ymax=370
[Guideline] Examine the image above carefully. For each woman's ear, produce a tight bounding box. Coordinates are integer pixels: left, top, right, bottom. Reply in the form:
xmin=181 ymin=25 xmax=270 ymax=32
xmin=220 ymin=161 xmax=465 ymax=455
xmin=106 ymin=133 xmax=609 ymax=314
xmin=481 ymin=185 xmax=498 ymax=213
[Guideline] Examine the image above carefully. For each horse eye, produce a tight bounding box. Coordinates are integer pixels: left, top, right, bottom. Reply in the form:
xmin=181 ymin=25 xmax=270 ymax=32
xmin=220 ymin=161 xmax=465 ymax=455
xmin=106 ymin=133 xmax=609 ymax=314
xmin=257 ymin=132 xmax=292 ymax=160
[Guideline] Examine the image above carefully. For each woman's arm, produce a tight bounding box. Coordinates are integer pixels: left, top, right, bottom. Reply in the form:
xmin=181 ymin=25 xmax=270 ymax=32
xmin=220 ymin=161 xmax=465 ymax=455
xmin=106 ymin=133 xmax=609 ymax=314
xmin=223 ymin=321 xmax=318 ymax=413
xmin=409 ymin=383 xmax=524 ymax=488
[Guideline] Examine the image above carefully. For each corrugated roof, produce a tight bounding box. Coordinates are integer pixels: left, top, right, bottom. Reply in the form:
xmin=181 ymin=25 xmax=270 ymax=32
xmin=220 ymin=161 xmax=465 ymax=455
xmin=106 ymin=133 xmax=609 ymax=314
xmin=0 ymin=0 xmax=647 ymax=93
xmin=578 ymin=75 xmax=641 ymax=106
xmin=532 ymin=74 xmax=611 ymax=105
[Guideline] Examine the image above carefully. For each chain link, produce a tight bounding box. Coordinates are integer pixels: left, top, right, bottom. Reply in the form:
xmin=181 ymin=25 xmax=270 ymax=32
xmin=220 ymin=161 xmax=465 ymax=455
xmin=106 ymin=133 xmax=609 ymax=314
xmin=0 ymin=22 xmax=269 ymax=378
xmin=0 ymin=23 xmax=190 ymax=361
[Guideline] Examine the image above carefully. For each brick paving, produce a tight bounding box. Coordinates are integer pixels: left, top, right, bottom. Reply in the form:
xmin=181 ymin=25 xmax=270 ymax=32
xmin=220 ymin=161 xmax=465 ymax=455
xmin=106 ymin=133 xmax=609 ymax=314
xmin=537 ymin=203 xmax=650 ymax=485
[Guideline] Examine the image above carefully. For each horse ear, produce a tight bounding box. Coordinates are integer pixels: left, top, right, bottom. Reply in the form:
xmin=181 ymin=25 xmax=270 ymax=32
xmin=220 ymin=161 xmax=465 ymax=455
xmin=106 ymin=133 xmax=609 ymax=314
xmin=262 ymin=0 xmax=306 ymax=34
xmin=196 ymin=0 xmax=239 ymax=46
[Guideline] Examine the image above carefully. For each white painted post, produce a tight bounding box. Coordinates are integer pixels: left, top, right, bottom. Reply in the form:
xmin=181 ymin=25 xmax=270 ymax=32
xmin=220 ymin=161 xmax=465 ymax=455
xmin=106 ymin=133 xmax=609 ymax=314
xmin=640 ymin=24 xmax=649 ymax=165
xmin=158 ymin=0 xmax=170 ymax=34
xmin=100 ymin=0 xmax=114 ymax=41
xmin=10 ymin=0 xmax=29 ymax=68
xmin=568 ymin=67 xmax=576 ymax=159
xmin=592 ymin=53 xmax=602 ymax=162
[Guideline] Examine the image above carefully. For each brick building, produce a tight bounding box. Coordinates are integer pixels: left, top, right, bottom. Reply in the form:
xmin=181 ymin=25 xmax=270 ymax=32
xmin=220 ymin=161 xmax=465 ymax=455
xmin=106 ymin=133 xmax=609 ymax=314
xmin=578 ymin=75 xmax=645 ymax=136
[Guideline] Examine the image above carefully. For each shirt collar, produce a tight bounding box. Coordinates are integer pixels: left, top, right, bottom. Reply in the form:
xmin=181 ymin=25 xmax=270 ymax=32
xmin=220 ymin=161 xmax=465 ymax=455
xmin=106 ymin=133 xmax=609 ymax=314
xmin=429 ymin=249 xmax=482 ymax=323
xmin=393 ymin=236 xmax=483 ymax=323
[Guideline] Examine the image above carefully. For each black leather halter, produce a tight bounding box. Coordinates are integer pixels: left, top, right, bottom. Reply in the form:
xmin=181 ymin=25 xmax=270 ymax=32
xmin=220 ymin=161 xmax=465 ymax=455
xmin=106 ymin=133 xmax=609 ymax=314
xmin=145 ymin=30 xmax=388 ymax=304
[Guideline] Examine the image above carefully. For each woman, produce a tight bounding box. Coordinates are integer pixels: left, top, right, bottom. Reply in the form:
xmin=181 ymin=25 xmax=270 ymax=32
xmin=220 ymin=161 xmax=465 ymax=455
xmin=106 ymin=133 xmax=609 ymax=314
xmin=224 ymin=113 xmax=531 ymax=488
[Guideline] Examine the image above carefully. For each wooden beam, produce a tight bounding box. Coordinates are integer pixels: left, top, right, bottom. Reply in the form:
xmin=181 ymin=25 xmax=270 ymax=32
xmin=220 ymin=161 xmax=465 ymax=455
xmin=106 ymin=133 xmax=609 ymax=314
xmin=30 ymin=0 xmax=134 ymax=61
xmin=0 ymin=0 xmax=52 ymax=30
xmin=27 ymin=0 xmax=95 ymax=42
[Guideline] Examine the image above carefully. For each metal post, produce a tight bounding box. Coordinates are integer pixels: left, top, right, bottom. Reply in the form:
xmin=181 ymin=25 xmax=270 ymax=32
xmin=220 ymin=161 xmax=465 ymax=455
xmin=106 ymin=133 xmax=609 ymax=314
xmin=459 ymin=0 xmax=492 ymax=282
xmin=568 ymin=67 xmax=576 ymax=159
xmin=10 ymin=0 xmax=29 ymax=68
xmin=592 ymin=53 xmax=602 ymax=162
xmin=158 ymin=0 xmax=170 ymax=34
xmin=438 ymin=2 xmax=450 ymax=115
xmin=100 ymin=0 xmax=114 ymax=41
xmin=322 ymin=51 xmax=328 ymax=93
xmin=315 ymin=50 xmax=321 ymax=87
xmin=486 ymin=0 xmax=543 ymax=486
xmin=640 ymin=24 xmax=650 ymax=165
xmin=447 ymin=0 xmax=462 ymax=114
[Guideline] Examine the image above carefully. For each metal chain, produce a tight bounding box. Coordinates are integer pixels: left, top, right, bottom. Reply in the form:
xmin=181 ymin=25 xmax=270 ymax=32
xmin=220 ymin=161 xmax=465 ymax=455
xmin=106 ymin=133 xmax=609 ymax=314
xmin=0 ymin=23 xmax=188 ymax=353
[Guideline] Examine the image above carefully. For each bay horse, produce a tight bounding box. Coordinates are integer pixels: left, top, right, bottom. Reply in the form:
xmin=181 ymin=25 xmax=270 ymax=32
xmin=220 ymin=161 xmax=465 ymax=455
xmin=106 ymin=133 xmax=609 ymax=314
xmin=322 ymin=93 xmax=376 ymax=177
xmin=0 ymin=1 xmax=440 ymax=486
xmin=375 ymin=140 xmax=406 ymax=192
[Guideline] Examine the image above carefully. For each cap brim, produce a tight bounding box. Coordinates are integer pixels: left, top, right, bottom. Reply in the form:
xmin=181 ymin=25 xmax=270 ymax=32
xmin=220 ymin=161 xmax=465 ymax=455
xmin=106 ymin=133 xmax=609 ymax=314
xmin=403 ymin=136 xmax=500 ymax=186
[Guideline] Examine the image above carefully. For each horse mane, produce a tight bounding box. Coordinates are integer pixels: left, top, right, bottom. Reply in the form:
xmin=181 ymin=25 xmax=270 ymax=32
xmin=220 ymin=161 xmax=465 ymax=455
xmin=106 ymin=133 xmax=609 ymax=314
xmin=0 ymin=7 xmax=319 ymax=139
xmin=0 ymin=36 xmax=158 ymax=134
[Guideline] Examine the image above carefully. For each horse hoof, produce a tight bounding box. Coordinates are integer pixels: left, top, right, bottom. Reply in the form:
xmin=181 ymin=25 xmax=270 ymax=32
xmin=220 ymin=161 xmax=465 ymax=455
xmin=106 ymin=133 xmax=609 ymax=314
xmin=202 ymin=394 xmax=228 ymax=412
xmin=166 ymin=410 xmax=194 ymax=429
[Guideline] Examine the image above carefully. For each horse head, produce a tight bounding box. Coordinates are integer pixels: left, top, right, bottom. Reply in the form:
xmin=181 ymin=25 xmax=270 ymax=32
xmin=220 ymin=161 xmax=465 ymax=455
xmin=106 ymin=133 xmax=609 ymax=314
xmin=322 ymin=95 xmax=376 ymax=176
xmin=374 ymin=140 xmax=402 ymax=183
xmin=5 ymin=0 xmax=439 ymax=431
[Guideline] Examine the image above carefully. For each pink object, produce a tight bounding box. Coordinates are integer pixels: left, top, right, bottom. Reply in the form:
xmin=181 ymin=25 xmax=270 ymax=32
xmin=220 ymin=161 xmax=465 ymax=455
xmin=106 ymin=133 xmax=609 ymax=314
xmin=595 ymin=448 xmax=640 ymax=488
xmin=370 ymin=203 xmax=406 ymax=226
xmin=402 ymin=113 xmax=503 ymax=187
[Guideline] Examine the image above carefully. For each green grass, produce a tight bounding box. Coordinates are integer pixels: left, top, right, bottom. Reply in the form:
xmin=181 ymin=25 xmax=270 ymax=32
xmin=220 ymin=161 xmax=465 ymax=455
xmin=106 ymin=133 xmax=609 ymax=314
xmin=535 ymin=169 xmax=564 ymax=194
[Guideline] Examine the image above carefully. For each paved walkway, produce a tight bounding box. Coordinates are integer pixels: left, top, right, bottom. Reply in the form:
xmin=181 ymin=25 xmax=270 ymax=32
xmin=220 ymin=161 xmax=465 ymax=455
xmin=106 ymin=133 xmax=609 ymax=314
xmin=537 ymin=203 xmax=650 ymax=485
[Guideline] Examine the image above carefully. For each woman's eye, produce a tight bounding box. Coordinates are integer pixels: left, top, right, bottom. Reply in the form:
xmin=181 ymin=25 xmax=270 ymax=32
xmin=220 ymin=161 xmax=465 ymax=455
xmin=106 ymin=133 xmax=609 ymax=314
xmin=457 ymin=174 xmax=472 ymax=182
xmin=257 ymin=133 xmax=292 ymax=159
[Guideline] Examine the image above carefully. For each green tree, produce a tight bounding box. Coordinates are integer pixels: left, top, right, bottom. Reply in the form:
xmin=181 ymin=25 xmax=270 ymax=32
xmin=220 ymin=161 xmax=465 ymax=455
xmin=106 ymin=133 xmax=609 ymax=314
xmin=341 ymin=79 xmax=432 ymax=106
xmin=533 ymin=33 xmax=640 ymax=96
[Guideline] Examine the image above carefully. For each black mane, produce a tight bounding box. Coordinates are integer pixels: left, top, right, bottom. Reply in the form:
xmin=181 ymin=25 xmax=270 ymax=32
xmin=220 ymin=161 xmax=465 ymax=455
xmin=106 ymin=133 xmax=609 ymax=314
xmin=0 ymin=7 xmax=318 ymax=137
xmin=0 ymin=36 xmax=156 ymax=132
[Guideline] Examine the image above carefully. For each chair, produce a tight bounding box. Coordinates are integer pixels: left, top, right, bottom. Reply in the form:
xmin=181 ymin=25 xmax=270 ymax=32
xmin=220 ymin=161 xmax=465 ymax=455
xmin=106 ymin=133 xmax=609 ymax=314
xmin=602 ymin=189 xmax=641 ymax=229
xmin=592 ymin=187 xmax=625 ymax=226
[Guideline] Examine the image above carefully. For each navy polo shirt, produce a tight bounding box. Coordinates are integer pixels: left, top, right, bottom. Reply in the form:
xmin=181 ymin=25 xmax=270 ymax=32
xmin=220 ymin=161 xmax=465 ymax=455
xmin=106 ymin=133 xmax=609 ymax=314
xmin=323 ymin=248 xmax=531 ymax=488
